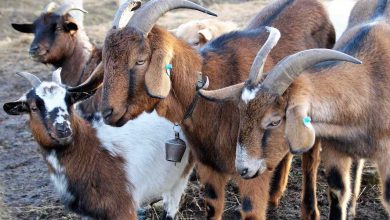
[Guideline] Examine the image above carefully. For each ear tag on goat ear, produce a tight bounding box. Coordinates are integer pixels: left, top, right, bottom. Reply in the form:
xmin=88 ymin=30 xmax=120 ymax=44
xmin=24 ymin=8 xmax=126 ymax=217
xmin=165 ymin=64 xmax=173 ymax=77
xmin=303 ymin=116 xmax=312 ymax=127
xmin=165 ymin=124 xmax=186 ymax=163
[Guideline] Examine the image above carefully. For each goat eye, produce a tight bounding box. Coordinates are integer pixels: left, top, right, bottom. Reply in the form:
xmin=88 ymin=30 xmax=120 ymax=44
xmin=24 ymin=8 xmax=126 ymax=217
xmin=193 ymin=42 xmax=199 ymax=46
xmin=136 ymin=60 xmax=145 ymax=65
xmin=269 ymin=119 xmax=281 ymax=127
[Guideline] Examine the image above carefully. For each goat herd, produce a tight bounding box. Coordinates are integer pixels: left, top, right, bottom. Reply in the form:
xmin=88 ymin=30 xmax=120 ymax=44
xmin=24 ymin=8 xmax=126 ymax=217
xmin=3 ymin=0 xmax=390 ymax=219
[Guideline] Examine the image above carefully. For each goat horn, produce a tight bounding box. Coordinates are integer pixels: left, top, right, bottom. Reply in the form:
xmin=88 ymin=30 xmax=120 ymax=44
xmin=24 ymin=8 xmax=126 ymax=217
xmin=247 ymin=26 xmax=280 ymax=87
xmin=198 ymin=82 xmax=244 ymax=102
xmin=262 ymin=49 xmax=362 ymax=95
xmin=67 ymin=62 xmax=104 ymax=93
xmin=127 ymin=0 xmax=217 ymax=36
xmin=112 ymin=0 xmax=142 ymax=29
xmin=55 ymin=3 xmax=88 ymax=16
xmin=17 ymin=72 xmax=41 ymax=88
xmin=52 ymin=68 xmax=62 ymax=85
xmin=44 ymin=2 xmax=57 ymax=13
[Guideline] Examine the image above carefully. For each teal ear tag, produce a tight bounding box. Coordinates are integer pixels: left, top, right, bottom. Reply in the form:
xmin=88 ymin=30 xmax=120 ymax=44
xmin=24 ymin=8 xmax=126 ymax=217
xmin=165 ymin=64 xmax=173 ymax=77
xmin=303 ymin=116 xmax=311 ymax=127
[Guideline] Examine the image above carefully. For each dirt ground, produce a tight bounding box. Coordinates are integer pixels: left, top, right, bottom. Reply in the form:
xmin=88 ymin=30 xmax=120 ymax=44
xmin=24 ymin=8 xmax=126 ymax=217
xmin=0 ymin=0 xmax=388 ymax=219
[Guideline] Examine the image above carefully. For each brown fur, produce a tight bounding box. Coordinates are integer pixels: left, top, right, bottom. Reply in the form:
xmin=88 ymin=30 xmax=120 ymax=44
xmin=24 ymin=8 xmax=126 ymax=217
xmin=234 ymin=0 xmax=390 ymax=218
xmin=98 ymin=0 xmax=335 ymax=219
xmin=29 ymin=107 xmax=135 ymax=219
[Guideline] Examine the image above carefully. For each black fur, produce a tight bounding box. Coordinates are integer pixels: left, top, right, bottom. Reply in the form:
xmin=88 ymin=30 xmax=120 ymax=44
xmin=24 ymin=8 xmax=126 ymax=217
xmin=261 ymin=0 xmax=295 ymax=26
xmin=329 ymin=191 xmax=342 ymax=220
xmin=327 ymin=167 xmax=344 ymax=191
xmin=372 ymin=0 xmax=388 ymax=20
xmin=385 ymin=177 xmax=390 ymax=203
xmin=242 ymin=196 xmax=253 ymax=212
xmin=303 ymin=171 xmax=316 ymax=217
xmin=206 ymin=203 xmax=215 ymax=219
xmin=204 ymin=183 xmax=218 ymax=199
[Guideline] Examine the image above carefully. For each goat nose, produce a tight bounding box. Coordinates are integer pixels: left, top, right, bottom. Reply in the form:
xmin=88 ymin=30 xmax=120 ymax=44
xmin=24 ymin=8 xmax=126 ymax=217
xmin=56 ymin=123 xmax=67 ymax=132
xmin=240 ymin=168 xmax=249 ymax=177
xmin=102 ymin=108 xmax=113 ymax=120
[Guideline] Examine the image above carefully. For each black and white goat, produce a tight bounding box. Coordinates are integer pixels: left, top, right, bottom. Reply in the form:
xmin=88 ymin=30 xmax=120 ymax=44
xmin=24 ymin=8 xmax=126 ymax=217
xmin=3 ymin=69 xmax=192 ymax=220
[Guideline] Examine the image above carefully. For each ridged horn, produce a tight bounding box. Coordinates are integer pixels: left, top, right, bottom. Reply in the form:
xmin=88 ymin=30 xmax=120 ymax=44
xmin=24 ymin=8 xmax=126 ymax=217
xmin=261 ymin=49 xmax=362 ymax=95
xmin=112 ymin=0 xmax=142 ymax=29
xmin=67 ymin=62 xmax=104 ymax=93
xmin=44 ymin=2 xmax=57 ymax=13
xmin=55 ymin=3 xmax=88 ymax=16
xmin=246 ymin=26 xmax=280 ymax=87
xmin=127 ymin=0 xmax=217 ymax=36
xmin=52 ymin=68 xmax=62 ymax=85
xmin=17 ymin=72 xmax=42 ymax=88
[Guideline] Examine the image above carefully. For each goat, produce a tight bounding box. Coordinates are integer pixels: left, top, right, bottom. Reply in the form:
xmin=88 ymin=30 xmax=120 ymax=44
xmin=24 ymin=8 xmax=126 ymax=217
xmin=11 ymin=2 xmax=97 ymax=87
xmin=170 ymin=19 xmax=238 ymax=49
xmin=70 ymin=0 xmax=335 ymax=219
xmin=198 ymin=0 xmax=390 ymax=219
xmin=3 ymin=69 xmax=192 ymax=220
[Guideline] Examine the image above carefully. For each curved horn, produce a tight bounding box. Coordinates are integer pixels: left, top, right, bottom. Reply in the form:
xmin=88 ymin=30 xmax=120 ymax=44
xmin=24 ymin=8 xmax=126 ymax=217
xmin=127 ymin=0 xmax=217 ymax=36
xmin=52 ymin=68 xmax=62 ymax=85
xmin=44 ymin=2 xmax=57 ymax=13
xmin=17 ymin=72 xmax=41 ymax=88
xmin=199 ymin=82 xmax=244 ymax=102
xmin=55 ymin=3 xmax=88 ymax=16
xmin=112 ymin=0 xmax=142 ymax=29
xmin=262 ymin=49 xmax=362 ymax=95
xmin=247 ymin=26 xmax=280 ymax=87
xmin=67 ymin=62 xmax=104 ymax=93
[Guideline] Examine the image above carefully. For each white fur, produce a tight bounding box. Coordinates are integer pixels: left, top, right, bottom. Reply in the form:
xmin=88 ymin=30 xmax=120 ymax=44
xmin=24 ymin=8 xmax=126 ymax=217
xmin=93 ymin=111 xmax=192 ymax=215
xmin=235 ymin=143 xmax=266 ymax=178
xmin=46 ymin=151 xmax=74 ymax=204
xmin=241 ymin=87 xmax=260 ymax=104
xmin=35 ymin=82 xmax=70 ymax=128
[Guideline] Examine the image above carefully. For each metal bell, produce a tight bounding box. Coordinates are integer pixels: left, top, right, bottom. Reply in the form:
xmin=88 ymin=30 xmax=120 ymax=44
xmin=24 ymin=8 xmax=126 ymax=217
xmin=165 ymin=132 xmax=186 ymax=162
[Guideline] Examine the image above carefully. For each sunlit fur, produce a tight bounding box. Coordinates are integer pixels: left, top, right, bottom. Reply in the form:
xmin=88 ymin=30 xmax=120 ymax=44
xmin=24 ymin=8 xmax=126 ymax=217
xmin=237 ymin=0 xmax=390 ymax=218
xmin=5 ymin=80 xmax=192 ymax=219
xmin=99 ymin=0 xmax=335 ymax=219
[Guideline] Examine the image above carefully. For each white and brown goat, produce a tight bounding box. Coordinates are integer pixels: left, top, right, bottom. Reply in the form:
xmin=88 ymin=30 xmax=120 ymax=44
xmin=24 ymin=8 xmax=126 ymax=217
xmin=70 ymin=0 xmax=336 ymax=219
xmin=3 ymin=70 xmax=192 ymax=220
xmin=199 ymin=0 xmax=390 ymax=219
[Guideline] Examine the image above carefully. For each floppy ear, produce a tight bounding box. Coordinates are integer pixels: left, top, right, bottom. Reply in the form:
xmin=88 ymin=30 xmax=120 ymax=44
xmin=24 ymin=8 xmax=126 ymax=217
xmin=64 ymin=21 xmax=78 ymax=35
xmin=285 ymin=104 xmax=315 ymax=154
xmin=198 ymin=28 xmax=213 ymax=41
xmin=11 ymin=23 xmax=34 ymax=33
xmin=144 ymin=49 xmax=173 ymax=99
xmin=3 ymin=101 xmax=29 ymax=115
xmin=198 ymin=82 xmax=244 ymax=103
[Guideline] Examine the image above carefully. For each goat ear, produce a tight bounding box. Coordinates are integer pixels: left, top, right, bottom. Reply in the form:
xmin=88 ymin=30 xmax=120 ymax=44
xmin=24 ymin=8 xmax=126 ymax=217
xmin=3 ymin=101 xmax=29 ymax=115
xmin=285 ymin=105 xmax=315 ymax=154
xmin=11 ymin=23 xmax=34 ymax=33
xmin=64 ymin=21 xmax=78 ymax=35
xmin=198 ymin=28 xmax=213 ymax=41
xmin=67 ymin=91 xmax=94 ymax=105
xmin=198 ymin=82 xmax=244 ymax=103
xmin=144 ymin=49 xmax=173 ymax=99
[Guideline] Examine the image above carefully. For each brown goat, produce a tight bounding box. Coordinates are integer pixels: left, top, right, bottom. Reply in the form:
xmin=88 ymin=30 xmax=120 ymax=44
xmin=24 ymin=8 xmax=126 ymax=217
xmin=71 ymin=0 xmax=335 ymax=219
xmin=199 ymin=0 xmax=390 ymax=219
xmin=11 ymin=2 xmax=102 ymax=115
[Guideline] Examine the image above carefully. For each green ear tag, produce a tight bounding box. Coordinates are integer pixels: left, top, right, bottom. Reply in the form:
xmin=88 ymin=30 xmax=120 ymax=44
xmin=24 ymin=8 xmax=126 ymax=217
xmin=303 ymin=116 xmax=311 ymax=127
xmin=165 ymin=64 xmax=173 ymax=77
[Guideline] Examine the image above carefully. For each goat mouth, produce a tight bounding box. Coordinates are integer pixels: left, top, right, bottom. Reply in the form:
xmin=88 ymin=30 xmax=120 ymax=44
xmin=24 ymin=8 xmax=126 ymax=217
xmin=29 ymin=51 xmax=47 ymax=61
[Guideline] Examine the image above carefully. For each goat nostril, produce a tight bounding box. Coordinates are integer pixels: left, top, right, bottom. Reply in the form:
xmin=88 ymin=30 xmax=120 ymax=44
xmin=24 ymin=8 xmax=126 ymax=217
xmin=102 ymin=108 xmax=113 ymax=120
xmin=29 ymin=45 xmax=39 ymax=53
xmin=240 ymin=168 xmax=248 ymax=176
xmin=56 ymin=124 xmax=67 ymax=133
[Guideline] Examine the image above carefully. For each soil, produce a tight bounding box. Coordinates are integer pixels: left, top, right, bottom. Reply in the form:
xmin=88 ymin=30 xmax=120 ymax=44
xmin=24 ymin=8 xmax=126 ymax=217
xmin=0 ymin=0 xmax=388 ymax=219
